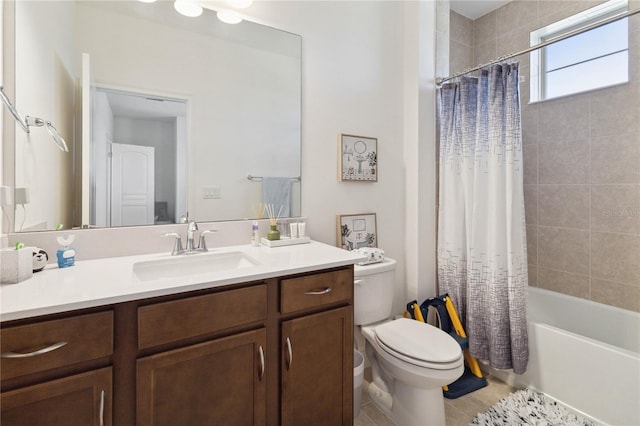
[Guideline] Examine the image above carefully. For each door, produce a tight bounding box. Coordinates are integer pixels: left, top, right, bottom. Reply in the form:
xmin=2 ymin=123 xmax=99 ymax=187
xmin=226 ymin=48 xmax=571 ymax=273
xmin=110 ymin=143 xmax=154 ymax=226
xmin=281 ymin=306 xmax=353 ymax=426
xmin=137 ymin=328 xmax=267 ymax=426
xmin=0 ymin=367 xmax=112 ymax=426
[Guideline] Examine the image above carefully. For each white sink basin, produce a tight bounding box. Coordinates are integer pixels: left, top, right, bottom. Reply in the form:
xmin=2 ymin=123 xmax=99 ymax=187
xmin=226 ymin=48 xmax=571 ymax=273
xmin=133 ymin=251 xmax=260 ymax=281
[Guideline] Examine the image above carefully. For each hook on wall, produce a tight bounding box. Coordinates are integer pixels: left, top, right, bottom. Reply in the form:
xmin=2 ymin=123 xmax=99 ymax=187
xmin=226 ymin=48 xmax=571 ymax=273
xmin=0 ymin=86 xmax=69 ymax=153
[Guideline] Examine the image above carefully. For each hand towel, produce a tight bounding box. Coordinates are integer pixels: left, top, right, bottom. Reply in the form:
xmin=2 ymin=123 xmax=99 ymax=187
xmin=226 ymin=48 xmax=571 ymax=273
xmin=262 ymin=177 xmax=291 ymax=217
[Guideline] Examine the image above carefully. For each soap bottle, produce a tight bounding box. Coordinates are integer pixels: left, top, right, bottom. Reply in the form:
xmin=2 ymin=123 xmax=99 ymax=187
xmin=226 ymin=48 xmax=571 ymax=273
xmin=56 ymin=234 xmax=76 ymax=268
xmin=251 ymin=221 xmax=260 ymax=246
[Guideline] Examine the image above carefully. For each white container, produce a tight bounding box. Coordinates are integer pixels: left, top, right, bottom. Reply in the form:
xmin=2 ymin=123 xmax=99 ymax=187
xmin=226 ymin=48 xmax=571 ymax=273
xmin=354 ymin=350 xmax=365 ymax=417
xmin=353 ymin=258 xmax=396 ymax=325
xmin=1 ymin=247 xmax=33 ymax=284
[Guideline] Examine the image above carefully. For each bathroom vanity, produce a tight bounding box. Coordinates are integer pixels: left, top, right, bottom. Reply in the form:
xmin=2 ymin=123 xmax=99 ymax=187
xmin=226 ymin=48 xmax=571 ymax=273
xmin=0 ymin=242 xmax=362 ymax=425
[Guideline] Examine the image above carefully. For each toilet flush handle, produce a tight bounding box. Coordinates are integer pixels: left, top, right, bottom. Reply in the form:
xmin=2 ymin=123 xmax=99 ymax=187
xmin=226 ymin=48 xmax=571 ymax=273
xmin=354 ymin=280 xmax=363 ymax=286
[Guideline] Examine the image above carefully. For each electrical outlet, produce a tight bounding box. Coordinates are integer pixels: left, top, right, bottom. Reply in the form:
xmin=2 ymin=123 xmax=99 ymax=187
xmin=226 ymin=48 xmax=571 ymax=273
xmin=202 ymin=187 xmax=221 ymax=199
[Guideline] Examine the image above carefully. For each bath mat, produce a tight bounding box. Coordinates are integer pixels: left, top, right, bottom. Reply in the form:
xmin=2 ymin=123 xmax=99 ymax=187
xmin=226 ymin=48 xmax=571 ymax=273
xmin=470 ymin=388 xmax=595 ymax=426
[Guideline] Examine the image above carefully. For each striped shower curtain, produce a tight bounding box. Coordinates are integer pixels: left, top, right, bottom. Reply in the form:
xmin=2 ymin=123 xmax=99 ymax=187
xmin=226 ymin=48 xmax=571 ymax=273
xmin=437 ymin=63 xmax=529 ymax=374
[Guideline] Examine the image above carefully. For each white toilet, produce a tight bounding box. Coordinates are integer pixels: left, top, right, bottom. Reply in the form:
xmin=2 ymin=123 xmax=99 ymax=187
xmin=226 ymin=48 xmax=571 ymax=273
xmin=354 ymin=258 xmax=464 ymax=426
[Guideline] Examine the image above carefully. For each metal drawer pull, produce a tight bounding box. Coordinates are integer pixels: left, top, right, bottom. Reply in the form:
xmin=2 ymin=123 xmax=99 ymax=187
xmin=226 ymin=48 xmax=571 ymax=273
xmin=0 ymin=341 xmax=68 ymax=358
xmin=258 ymin=345 xmax=265 ymax=381
xmin=304 ymin=287 xmax=332 ymax=295
xmin=285 ymin=337 xmax=293 ymax=370
xmin=99 ymin=390 xmax=105 ymax=426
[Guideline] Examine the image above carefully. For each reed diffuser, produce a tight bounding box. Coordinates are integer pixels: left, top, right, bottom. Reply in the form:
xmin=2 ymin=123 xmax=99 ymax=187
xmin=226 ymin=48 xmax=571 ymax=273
xmin=264 ymin=204 xmax=283 ymax=241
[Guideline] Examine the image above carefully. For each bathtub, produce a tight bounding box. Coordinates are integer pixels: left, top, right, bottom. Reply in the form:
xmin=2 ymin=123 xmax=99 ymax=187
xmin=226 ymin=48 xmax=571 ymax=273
xmin=484 ymin=287 xmax=640 ymax=426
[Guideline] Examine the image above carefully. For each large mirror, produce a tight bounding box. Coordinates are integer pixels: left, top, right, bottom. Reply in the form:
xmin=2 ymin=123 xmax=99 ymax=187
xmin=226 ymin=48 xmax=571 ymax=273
xmin=5 ymin=0 xmax=301 ymax=232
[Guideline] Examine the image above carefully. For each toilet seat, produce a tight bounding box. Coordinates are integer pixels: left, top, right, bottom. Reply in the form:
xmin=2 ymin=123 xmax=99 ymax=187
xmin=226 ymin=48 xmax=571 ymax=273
xmin=374 ymin=318 xmax=463 ymax=370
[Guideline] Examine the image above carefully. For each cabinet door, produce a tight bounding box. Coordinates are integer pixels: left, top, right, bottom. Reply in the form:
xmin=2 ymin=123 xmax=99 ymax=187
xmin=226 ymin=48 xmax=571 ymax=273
xmin=137 ymin=328 xmax=267 ymax=426
xmin=281 ymin=306 xmax=353 ymax=426
xmin=1 ymin=367 xmax=112 ymax=426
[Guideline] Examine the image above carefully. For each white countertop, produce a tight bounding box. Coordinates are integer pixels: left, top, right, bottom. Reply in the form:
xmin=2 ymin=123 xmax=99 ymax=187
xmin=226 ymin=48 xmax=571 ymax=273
xmin=1 ymin=241 xmax=366 ymax=322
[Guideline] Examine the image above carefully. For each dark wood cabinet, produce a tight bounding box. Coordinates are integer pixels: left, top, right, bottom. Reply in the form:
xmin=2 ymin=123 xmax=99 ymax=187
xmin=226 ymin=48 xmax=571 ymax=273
xmin=0 ymin=367 xmax=112 ymax=426
xmin=1 ymin=266 xmax=353 ymax=425
xmin=281 ymin=307 xmax=353 ymax=426
xmin=137 ymin=328 xmax=267 ymax=426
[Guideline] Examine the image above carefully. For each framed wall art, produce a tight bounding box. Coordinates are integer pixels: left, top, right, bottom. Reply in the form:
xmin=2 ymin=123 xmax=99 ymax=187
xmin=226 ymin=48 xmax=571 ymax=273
xmin=339 ymin=134 xmax=377 ymax=182
xmin=337 ymin=213 xmax=377 ymax=250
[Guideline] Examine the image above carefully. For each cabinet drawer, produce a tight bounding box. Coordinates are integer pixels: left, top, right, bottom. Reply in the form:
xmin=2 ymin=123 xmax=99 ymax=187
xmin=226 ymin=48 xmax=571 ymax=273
xmin=138 ymin=284 xmax=267 ymax=350
xmin=281 ymin=269 xmax=352 ymax=314
xmin=0 ymin=311 xmax=114 ymax=381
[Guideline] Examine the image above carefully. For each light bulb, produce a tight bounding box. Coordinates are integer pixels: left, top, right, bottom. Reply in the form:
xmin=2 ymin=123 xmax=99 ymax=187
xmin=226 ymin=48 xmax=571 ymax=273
xmin=217 ymin=10 xmax=242 ymax=24
xmin=174 ymin=0 xmax=203 ymax=17
xmin=226 ymin=0 xmax=252 ymax=8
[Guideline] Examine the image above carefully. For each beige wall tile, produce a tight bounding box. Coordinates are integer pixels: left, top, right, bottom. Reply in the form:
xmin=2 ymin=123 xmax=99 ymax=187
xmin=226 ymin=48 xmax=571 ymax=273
xmin=539 ymin=139 xmax=589 ymax=184
xmin=527 ymin=224 xmax=538 ymax=265
xmin=591 ymin=133 xmax=640 ymax=184
xmin=496 ymin=1 xmax=538 ymax=35
xmin=538 ymin=267 xmax=590 ymax=298
xmin=524 ymin=184 xmax=538 ymax=225
xmin=449 ymin=40 xmax=473 ymax=75
xmin=591 ymin=232 xmax=640 ymax=285
xmin=473 ymin=10 xmax=496 ymax=47
xmin=591 ymin=279 xmax=640 ymax=312
xmin=591 ymin=185 xmax=640 ymax=234
xmin=537 ymin=1 xmax=605 ymax=28
xmin=497 ymin=29 xmax=531 ymax=66
xmin=538 ymin=98 xmax=590 ymax=142
xmin=473 ymin=40 xmax=497 ymax=65
xmin=450 ymin=10 xmax=473 ymax=46
xmin=539 ymin=226 xmax=590 ymax=274
xmin=538 ymin=184 xmax=589 ymax=229
xmin=528 ymin=263 xmax=538 ymax=287
xmin=521 ymin=103 xmax=538 ymax=145
xmin=590 ymin=84 xmax=640 ymax=138
xmin=523 ymin=142 xmax=538 ymax=184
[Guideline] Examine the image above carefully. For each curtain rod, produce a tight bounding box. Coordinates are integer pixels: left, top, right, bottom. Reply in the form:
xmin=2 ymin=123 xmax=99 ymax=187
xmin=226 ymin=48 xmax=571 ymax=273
xmin=436 ymin=8 xmax=640 ymax=86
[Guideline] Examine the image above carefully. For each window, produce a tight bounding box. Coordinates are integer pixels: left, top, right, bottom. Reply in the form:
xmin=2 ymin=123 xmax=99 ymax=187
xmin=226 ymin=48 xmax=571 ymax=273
xmin=530 ymin=0 xmax=629 ymax=102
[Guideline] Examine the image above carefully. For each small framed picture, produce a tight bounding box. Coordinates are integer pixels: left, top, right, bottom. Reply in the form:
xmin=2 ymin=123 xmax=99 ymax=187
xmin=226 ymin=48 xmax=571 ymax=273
xmin=339 ymin=134 xmax=377 ymax=182
xmin=337 ymin=213 xmax=377 ymax=250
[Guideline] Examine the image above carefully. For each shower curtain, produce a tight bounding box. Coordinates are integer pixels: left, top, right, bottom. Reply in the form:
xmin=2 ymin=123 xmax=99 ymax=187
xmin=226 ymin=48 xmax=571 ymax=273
xmin=437 ymin=63 xmax=529 ymax=374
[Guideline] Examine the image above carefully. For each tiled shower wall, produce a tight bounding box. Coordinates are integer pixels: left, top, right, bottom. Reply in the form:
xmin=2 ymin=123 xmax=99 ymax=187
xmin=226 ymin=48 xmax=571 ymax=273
xmin=448 ymin=1 xmax=640 ymax=312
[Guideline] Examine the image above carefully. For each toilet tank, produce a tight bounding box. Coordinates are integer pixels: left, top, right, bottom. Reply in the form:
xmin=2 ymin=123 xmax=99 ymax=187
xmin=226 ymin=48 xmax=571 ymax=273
xmin=353 ymin=258 xmax=396 ymax=326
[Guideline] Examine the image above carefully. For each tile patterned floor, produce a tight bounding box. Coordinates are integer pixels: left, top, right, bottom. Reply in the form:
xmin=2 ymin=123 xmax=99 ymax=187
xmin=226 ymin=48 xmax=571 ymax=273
xmin=354 ymin=370 xmax=516 ymax=426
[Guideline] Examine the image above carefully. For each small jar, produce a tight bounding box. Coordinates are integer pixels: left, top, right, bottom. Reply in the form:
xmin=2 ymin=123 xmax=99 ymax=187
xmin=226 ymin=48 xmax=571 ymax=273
xmin=267 ymin=224 xmax=280 ymax=241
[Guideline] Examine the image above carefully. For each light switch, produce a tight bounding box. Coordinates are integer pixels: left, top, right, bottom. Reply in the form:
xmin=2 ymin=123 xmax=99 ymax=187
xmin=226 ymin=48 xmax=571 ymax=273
xmin=202 ymin=187 xmax=221 ymax=199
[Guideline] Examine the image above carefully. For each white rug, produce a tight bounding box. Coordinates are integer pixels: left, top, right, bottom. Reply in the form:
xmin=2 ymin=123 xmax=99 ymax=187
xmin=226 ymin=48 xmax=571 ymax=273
xmin=470 ymin=388 xmax=596 ymax=426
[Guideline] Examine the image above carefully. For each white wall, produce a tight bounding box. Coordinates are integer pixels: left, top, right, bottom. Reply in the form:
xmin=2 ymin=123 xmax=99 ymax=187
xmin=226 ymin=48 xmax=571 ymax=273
xmin=13 ymin=1 xmax=76 ymax=231
xmin=247 ymin=1 xmax=438 ymax=313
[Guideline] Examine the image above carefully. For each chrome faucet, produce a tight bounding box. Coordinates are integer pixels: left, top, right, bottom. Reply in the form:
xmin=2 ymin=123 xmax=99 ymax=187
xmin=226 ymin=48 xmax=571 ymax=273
xmin=186 ymin=221 xmax=199 ymax=252
xmin=161 ymin=232 xmax=185 ymax=256
xmin=162 ymin=222 xmax=217 ymax=255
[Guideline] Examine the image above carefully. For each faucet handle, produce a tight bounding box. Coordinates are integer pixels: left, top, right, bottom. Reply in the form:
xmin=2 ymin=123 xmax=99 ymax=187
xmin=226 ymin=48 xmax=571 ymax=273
xmin=198 ymin=229 xmax=217 ymax=252
xmin=161 ymin=232 xmax=184 ymax=255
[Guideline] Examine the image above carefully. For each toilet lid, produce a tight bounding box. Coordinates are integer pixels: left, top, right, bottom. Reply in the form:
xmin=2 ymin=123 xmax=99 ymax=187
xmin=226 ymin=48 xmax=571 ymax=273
xmin=374 ymin=318 xmax=463 ymax=368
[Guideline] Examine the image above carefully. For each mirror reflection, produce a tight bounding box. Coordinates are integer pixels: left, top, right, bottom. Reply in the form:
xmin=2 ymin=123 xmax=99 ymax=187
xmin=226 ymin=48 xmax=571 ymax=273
xmin=9 ymin=1 xmax=301 ymax=233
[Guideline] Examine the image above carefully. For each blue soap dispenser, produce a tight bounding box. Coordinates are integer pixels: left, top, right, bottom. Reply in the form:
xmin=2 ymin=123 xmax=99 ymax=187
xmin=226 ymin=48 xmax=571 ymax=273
xmin=56 ymin=234 xmax=76 ymax=268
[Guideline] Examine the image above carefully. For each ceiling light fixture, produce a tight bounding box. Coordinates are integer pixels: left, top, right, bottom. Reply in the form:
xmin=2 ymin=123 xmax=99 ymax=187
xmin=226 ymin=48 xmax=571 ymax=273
xmin=137 ymin=0 xmax=157 ymax=3
xmin=174 ymin=0 xmax=203 ymax=17
xmin=217 ymin=10 xmax=242 ymax=24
